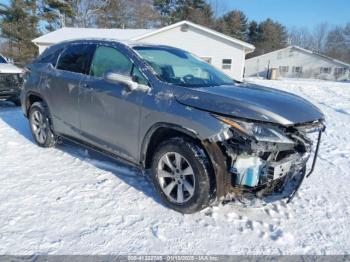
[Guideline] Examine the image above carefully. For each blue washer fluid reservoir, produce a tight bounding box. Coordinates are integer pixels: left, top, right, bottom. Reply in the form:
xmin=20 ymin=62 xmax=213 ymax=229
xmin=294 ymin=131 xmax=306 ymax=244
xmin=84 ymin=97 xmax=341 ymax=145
xmin=233 ymin=155 xmax=264 ymax=187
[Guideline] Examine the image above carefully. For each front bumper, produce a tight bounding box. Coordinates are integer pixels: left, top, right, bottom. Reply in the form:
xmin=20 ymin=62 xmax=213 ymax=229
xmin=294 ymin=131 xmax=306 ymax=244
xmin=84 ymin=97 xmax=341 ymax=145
xmin=286 ymin=128 xmax=324 ymax=203
xmin=204 ymin=120 xmax=325 ymax=204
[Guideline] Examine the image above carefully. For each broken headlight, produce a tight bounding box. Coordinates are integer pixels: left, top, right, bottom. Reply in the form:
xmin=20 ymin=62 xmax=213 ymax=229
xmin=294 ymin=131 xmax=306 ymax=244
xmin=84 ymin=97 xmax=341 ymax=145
xmin=215 ymin=115 xmax=294 ymax=144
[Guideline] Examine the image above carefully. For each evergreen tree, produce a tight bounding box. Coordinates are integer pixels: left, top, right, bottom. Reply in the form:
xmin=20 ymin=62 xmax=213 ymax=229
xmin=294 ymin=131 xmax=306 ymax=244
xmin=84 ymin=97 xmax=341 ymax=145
xmin=0 ymin=0 xmax=40 ymax=64
xmin=248 ymin=20 xmax=259 ymax=44
xmin=41 ymin=0 xmax=74 ymax=31
xmin=254 ymin=18 xmax=288 ymax=55
xmin=215 ymin=10 xmax=248 ymax=41
xmin=173 ymin=0 xmax=214 ymax=27
xmin=153 ymin=0 xmax=177 ymax=26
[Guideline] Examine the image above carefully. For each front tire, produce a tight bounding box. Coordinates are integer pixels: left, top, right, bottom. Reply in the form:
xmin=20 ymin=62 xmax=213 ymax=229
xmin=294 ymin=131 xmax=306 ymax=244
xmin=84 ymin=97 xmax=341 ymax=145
xmin=29 ymin=102 xmax=56 ymax=147
xmin=151 ymin=137 xmax=214 ymax=213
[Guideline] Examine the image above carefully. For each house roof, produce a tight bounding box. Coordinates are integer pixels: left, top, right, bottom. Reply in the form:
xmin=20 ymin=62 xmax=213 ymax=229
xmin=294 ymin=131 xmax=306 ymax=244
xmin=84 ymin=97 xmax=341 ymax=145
xmin=132 ymin=20 xmax=255 ymax=53
xmin=247 ymin=45 xmax=350 ymax=68
xmin=32 ymin=21 xmax=255 ymax=53
xmin=32 ymin=27 xmax=154 ymax=45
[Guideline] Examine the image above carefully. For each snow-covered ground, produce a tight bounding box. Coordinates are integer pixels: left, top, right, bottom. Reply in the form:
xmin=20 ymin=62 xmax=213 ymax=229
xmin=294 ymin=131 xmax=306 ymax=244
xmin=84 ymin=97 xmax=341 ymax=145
xmin=0 ymin=78 xmax=349 ymax=255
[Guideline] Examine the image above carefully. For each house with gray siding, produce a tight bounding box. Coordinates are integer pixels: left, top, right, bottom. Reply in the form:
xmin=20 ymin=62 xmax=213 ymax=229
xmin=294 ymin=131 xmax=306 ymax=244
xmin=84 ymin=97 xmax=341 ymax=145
xmin=245 ymin=46 xmax=350 ymax=80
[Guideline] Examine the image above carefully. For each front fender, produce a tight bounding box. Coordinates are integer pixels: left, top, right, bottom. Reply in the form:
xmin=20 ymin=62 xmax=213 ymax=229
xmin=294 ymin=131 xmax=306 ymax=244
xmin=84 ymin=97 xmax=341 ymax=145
xmin=138 ymin=93 xmax=232 ymax=198
xmin=140 ymin=122 xmax=200 ymax=166
xmin=140 ymin=121 xmax=231 ymax=199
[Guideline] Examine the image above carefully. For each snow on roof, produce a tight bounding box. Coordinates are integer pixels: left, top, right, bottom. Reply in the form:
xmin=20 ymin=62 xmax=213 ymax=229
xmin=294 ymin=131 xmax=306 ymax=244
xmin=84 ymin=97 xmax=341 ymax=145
xmin=133 ymin=20 xmax=255 ymax=52
xmin=32 ymin=27 xmax=155 ymax=45
xmin=32 ymin=21 xmax=255 ymax=53
xmin=247 ymin=45 xmax=350 ymax=68
xmin=291 ymin=45 xmax=350 ymax=68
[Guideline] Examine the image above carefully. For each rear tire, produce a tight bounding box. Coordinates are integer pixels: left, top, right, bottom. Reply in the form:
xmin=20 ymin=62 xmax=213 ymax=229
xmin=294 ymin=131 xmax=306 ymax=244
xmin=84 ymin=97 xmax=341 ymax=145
xmin=151 ymin=137 xmax=214 ymax=214
xmin=29 ymin=102 xmax=56 ymax=147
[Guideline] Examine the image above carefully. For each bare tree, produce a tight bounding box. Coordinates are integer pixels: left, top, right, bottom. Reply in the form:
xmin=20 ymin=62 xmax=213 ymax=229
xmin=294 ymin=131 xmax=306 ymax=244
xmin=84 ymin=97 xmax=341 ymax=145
xmin=289 ymin=26 xmax=314 ymax=49
xmin=129 ymin=0 xmax=159 ymax=28
xmin=325 ymin=24 xmax=350 ymax=63
xmin=313 ymin=23 xmax=328 ymax=52
xmin=95 ymin=0 xmax=129 ymax=28
xmin=96 ymin=0 xmax=158 ymax=29
xmin=289 ymin=23 xmax=329 ymax=52
xmin=66 ymin=0 xmax=104 ymax=27
xmin=207 ymin=0 xmax=228 ymax=18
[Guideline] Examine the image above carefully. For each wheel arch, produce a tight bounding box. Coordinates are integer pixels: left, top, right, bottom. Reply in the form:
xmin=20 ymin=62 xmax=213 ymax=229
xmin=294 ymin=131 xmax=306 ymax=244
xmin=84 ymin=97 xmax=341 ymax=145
xmin=141 ymin=123 xmax=201 ymax=169
xmin=141 ymin=123 xmax=221 ymax=196
xmin=25 ymin=91 xmax=45 ymax=116
xmin=25 ymin=92 xmax=55 ymax=133
xmin=141 ymin=122 xmax=230 ymax=199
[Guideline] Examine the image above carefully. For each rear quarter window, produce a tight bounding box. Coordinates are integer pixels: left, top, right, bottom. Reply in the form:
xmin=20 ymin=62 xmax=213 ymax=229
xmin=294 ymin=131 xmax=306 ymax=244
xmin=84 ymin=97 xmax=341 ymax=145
xmin=57 ymin=44 xmax=96 ymax=74
xmin=36 ymin=48 xmax=63 ymax=66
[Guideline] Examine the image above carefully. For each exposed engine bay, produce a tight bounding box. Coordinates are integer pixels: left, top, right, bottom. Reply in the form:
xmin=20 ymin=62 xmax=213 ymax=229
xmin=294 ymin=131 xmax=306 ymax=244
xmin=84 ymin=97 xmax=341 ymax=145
xmin=209 ymin=116 xmax=325 ymax=203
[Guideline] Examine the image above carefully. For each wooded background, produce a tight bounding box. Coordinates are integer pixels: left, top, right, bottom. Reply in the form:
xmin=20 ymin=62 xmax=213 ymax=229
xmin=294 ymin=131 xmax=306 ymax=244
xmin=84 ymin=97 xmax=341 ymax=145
xmin=0 ymin=0 xmax=349 ymax=66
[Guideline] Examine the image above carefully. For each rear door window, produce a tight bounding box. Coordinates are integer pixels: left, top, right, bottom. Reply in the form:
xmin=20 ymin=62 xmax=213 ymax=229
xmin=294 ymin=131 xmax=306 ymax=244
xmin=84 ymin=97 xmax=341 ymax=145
xmin=90 ymin=46 xmax=132 ymax=77
xmin=57 ymin=44 xmax=96 ymax=74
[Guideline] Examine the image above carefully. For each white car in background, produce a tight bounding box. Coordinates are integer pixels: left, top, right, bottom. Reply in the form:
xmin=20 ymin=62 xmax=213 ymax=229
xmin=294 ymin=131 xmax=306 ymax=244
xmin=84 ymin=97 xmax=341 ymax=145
xmin=0 ymin=54 xmax=24 ymax=106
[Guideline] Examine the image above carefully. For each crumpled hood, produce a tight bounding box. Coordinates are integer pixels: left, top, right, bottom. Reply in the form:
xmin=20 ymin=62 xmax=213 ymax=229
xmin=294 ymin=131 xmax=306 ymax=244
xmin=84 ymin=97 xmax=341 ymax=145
xmin=175 ymin=83 xmax=324 ymax=126
xmin=0 ymin=63 xmax=23 ymax=74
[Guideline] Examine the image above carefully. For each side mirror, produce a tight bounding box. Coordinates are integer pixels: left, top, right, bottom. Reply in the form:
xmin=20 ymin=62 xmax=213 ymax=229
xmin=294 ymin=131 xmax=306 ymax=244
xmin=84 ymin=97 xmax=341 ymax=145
xmin=105 ymin=72 xmax=139 ymax=91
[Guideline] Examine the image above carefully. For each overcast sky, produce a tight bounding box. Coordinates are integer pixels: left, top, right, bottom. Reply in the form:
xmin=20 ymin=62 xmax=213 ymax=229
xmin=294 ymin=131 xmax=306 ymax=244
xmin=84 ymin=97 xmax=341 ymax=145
xmin=220 ymin=0 xmax=350 ymax=29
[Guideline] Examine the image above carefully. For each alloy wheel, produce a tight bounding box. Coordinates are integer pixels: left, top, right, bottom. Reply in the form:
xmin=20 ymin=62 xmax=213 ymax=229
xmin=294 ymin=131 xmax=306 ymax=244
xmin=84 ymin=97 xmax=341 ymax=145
xmin=31 ymin=110 xmax=47 ymax=144
xmin=157 ymin=152 xmax=195 ymax=204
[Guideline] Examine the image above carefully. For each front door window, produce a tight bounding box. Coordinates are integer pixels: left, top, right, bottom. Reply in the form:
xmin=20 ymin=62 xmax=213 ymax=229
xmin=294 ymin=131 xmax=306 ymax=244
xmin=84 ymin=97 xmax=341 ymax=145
xmin=90 ymin=46 xmax=133 ymax=78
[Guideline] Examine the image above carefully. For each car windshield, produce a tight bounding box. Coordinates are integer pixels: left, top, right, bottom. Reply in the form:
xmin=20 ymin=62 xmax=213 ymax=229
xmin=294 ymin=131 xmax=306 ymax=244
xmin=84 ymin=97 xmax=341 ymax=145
xmin=133 ymin=46 xmax=234 ymax=87
xmin=0 ymin=56 xmax=7 ymax=63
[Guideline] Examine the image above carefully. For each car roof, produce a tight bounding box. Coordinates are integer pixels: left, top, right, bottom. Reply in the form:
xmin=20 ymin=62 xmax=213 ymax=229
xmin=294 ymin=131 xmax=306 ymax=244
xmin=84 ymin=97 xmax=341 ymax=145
xmin=53 ymin=38 xmax=182 ymax=51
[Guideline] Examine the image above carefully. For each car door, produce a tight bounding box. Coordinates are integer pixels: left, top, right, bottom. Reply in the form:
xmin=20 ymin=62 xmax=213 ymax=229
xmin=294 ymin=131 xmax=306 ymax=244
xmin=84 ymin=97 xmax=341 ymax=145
xmin=44 ymin=43 xmax=96 ymax=138
xmin=79 ymin=45 xmax=149 ymax=163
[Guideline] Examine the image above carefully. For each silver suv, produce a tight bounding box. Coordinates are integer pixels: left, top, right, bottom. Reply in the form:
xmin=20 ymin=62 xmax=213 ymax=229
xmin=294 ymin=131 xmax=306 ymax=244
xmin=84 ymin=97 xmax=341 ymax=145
xmin=22 ymin=39 xmax=325 ymax=213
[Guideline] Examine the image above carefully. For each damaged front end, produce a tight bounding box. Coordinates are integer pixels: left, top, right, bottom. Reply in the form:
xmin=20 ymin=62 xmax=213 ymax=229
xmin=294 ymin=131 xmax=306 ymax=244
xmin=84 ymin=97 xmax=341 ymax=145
xmin=207 ymin=115 xmax=325 ymax=204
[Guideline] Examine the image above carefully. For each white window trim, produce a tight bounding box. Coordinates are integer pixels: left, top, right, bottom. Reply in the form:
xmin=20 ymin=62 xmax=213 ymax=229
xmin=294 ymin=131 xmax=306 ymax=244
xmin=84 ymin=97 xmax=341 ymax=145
xmin=334 ymin=67 xmax=347 ymax=75
xmin=292 ymin=66 xmax=303 ymax=73
xmin=279 ymin=66 xmax=289 ymax=73
xmin=320 ymin=67 xmax=332 ymax=74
